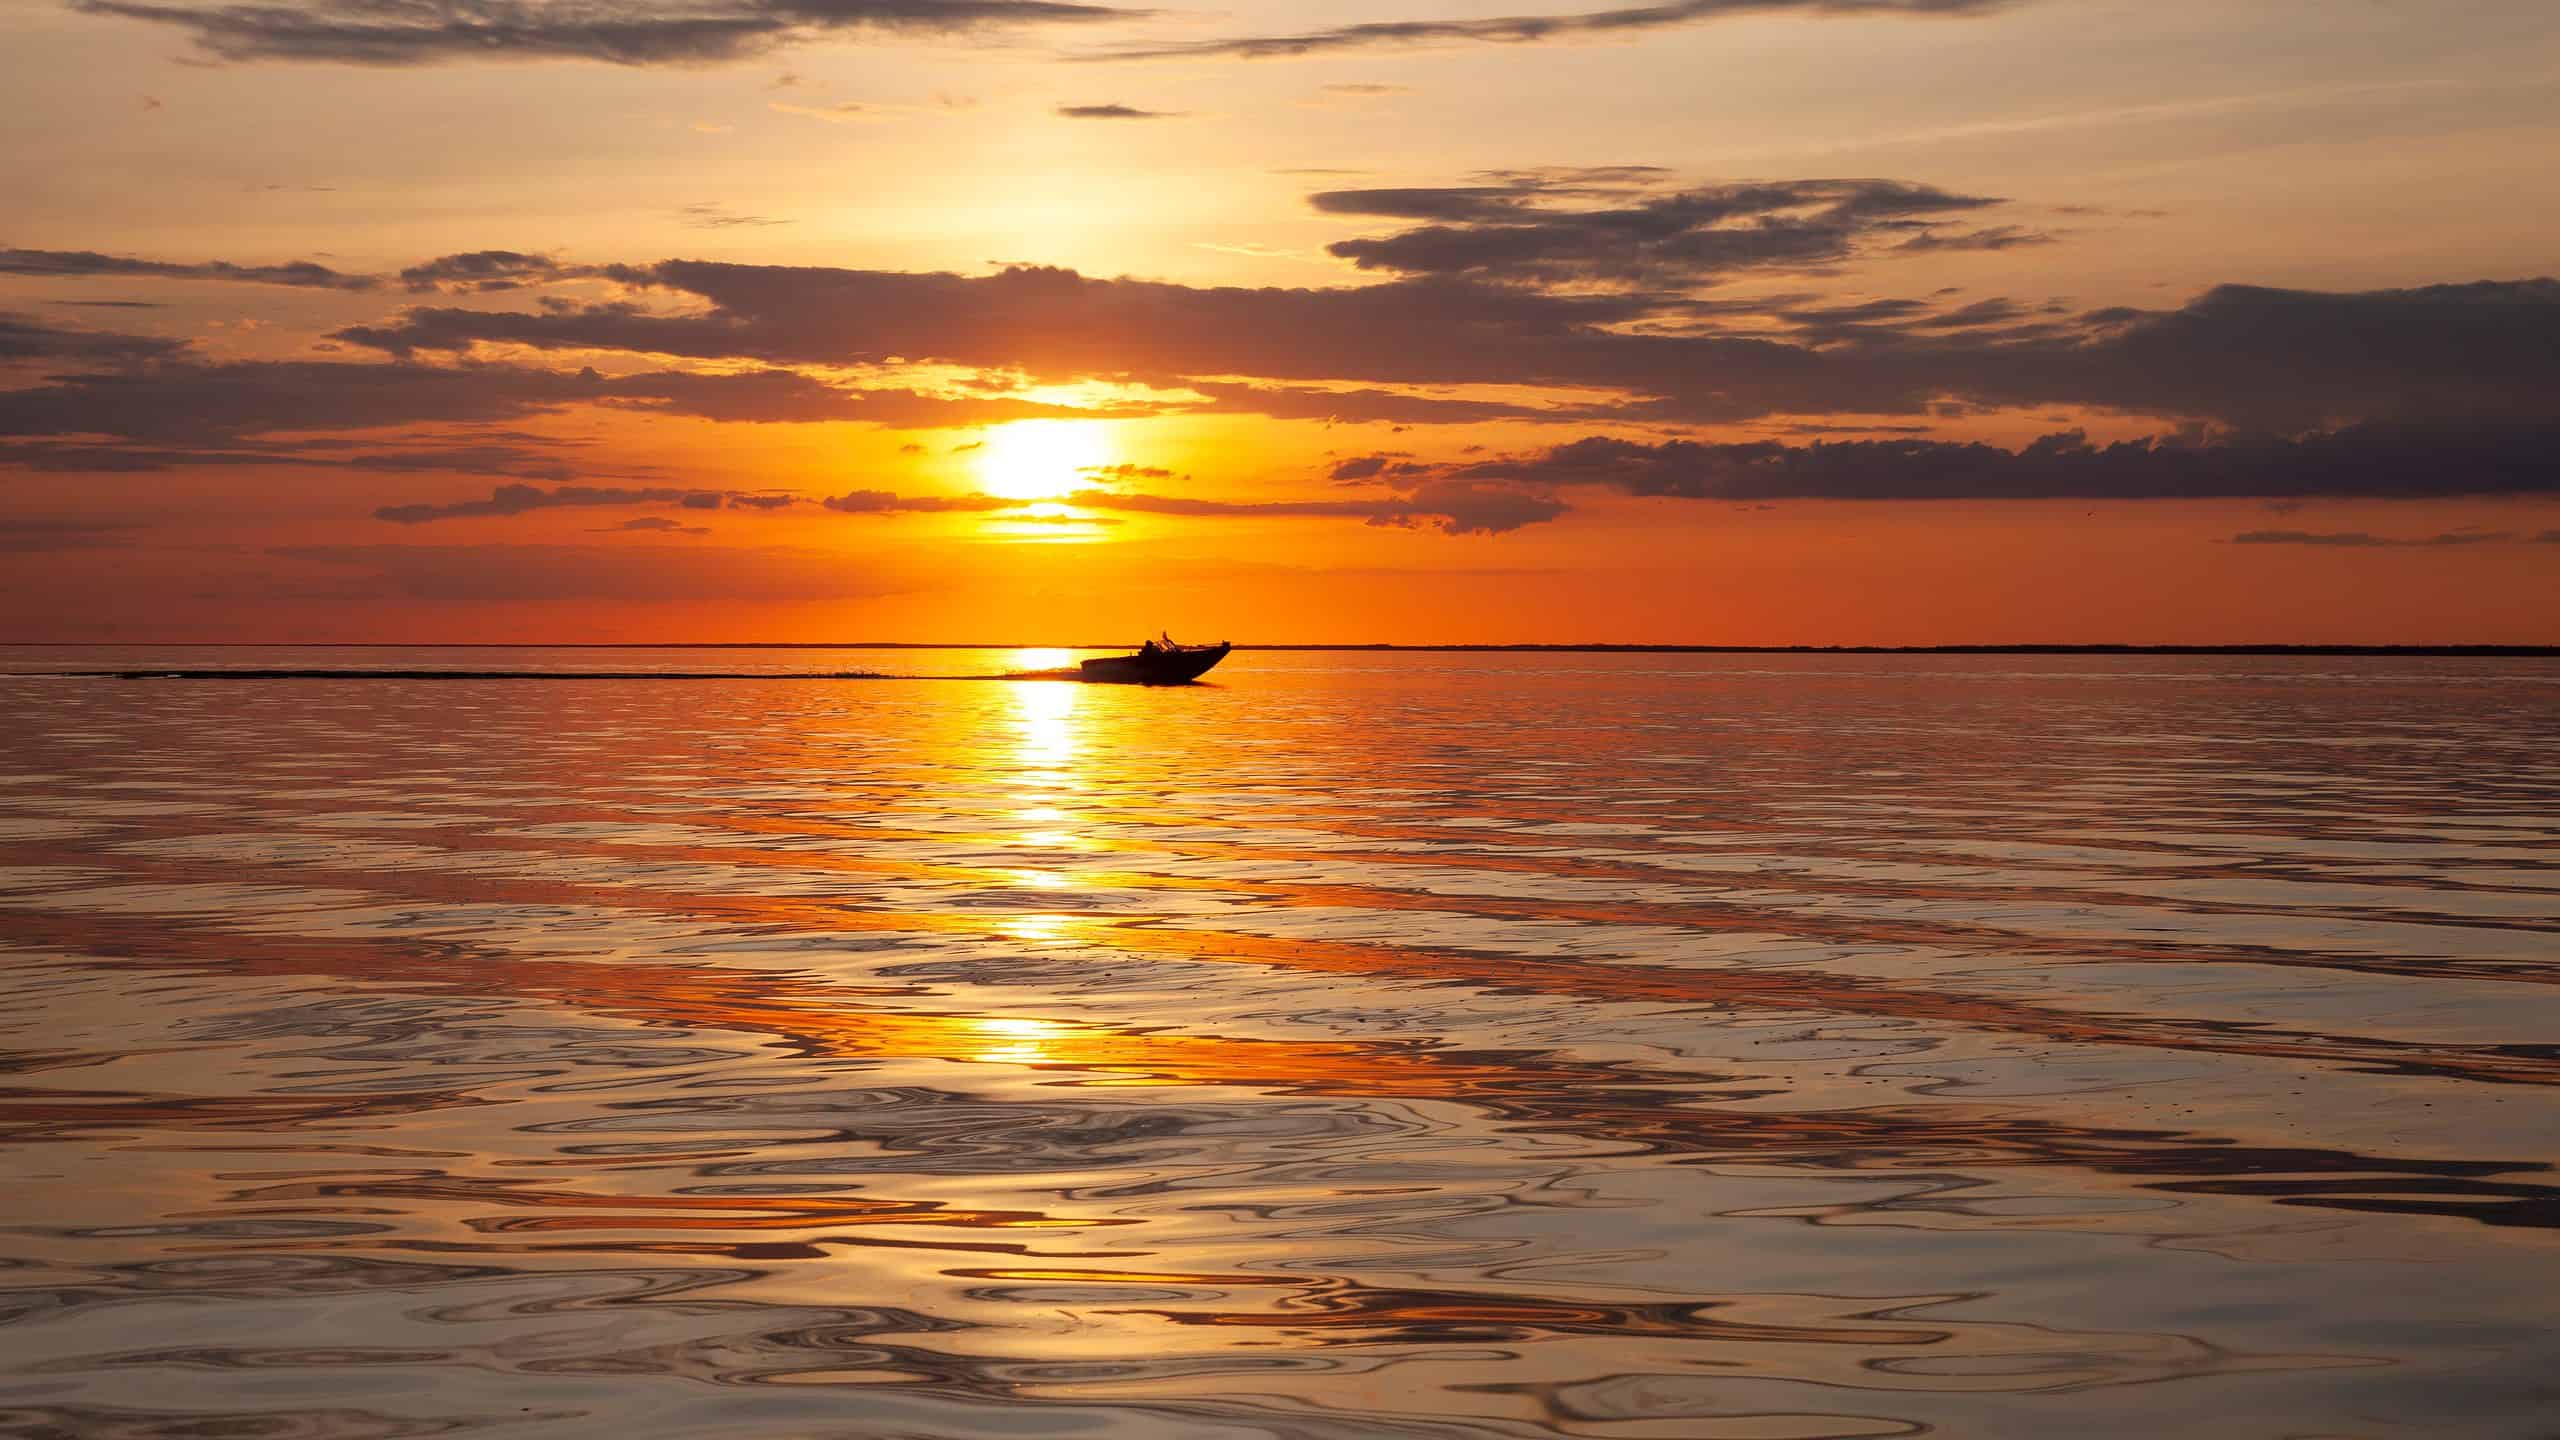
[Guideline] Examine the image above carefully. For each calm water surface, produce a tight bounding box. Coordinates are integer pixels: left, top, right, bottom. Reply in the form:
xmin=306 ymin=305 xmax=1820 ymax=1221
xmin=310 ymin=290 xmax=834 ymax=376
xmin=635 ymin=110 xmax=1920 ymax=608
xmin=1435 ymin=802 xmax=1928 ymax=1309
xmin=0 ymin=649 xmax=2554 ymax=1438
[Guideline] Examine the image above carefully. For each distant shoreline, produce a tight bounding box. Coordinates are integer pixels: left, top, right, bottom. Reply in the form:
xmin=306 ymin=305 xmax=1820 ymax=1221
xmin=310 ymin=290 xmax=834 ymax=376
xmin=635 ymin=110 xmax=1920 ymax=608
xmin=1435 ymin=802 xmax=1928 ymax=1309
xmin=4 ymin=642 xmax=2555 ymax=658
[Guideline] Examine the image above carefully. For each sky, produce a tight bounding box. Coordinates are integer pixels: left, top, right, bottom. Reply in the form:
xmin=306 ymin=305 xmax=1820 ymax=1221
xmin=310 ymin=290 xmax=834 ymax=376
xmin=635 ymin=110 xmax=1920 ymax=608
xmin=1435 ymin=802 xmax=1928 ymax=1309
xmin=3 ymin=0 xmax=2556 ymax=644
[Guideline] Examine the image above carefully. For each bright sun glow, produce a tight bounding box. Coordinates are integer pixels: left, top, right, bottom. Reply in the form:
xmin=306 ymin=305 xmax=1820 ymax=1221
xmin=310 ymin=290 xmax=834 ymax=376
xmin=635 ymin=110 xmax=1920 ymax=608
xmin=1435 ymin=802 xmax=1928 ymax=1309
xmin=976 ymin=420 xmax=1110 ymax=501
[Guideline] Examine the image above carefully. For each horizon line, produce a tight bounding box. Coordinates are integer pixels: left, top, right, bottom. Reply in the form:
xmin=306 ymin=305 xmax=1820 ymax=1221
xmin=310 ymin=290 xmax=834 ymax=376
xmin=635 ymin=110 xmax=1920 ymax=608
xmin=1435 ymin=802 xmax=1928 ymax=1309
xmin=4 ymin=641 xmax=2555 ymax=657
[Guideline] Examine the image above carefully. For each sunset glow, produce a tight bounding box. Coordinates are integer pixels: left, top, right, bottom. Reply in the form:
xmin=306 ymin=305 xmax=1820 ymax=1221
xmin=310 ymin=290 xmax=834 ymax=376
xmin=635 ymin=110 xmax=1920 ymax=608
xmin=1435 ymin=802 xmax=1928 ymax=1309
xmin=0 ymin=1 xmax=2550 ymax=643
xmin=976 ymin=421 xmax=1112 ymax=502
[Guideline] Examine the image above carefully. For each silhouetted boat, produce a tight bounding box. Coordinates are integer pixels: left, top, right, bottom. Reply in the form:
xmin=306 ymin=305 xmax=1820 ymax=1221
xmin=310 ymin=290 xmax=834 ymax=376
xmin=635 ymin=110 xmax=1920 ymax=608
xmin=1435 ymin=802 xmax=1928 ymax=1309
xmin=1079 ymin=636 xmax=1232 ymax=685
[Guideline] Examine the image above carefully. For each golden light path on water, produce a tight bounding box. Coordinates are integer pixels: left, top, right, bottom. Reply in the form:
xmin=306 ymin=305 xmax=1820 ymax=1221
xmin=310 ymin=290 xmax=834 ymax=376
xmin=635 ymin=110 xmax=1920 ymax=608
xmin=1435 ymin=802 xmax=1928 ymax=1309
xmin=0 ymin=646 xmax=2554 ymax=1439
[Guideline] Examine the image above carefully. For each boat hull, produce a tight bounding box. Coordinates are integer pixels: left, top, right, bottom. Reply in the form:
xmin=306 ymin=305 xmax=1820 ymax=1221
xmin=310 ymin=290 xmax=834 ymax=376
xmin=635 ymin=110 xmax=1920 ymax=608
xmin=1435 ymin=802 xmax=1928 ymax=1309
xmin=1077 ymin=643 xmax=1232 ymax=685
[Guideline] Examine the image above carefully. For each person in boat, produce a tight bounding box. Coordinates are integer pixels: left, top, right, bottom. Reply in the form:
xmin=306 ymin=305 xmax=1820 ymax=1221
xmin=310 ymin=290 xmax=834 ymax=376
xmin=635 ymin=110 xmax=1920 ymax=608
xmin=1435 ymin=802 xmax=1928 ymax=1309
xmin=1139 ymin=639 xmax=1163 ymax=659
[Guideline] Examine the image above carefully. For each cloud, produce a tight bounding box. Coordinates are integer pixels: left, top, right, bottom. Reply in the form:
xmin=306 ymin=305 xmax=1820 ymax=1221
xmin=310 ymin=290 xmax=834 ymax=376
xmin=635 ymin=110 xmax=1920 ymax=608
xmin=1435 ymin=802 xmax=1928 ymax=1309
xmin=0 ymin=342 xmax=1137 ymax=452
xmin=0 ymin=246 xmax=377 ymax=290
xmin=1328 ymin=451 xmax=1427 ymax=482
xmin=399 ymin=250 xmax=612 ymax=293
xmin=1014 ymin=511 xmax=1123 ymax=525
xmin=598 ymin=367 xmax=1154 ymax=426
xmin=0 ymin=437 xmax=584 ymax=478
xmin=326 ymin=259 xmax=1665 ymax=391
xmin=322 ymin=443 xmax=582 ymax=478
xmin=1063 ymin=490 xmax=1400 ymax=518
xmin=1394 ymin=480 xmax=1570 ymax=534
xmin=1893 ymin=224 xmax=2054 ymax=253
xmin=127 ymin=233 xmax=2545 ymax=436
xmin=1180 ymin=379 xmax=1616 ymax=426
xmin=595 ymin=516 xmax=711 ymax=534
xmin=597 ymin=367 xmax=866 ymax=422
xmin=1068 ymin=482 xmax=1563 ymax=534
xmin=0 ymin=312 xmax=190 ymax=365
xmin=367 ymin=474 xmax=1568 ymax=536
xmin=679 ymin=203 xmax=791 ymax=228
xmin=2011 ymin=280 xmax=2560 ymax=430
xmin=1761 ymin=293 xmax=2050 ymax=345
xmin=771 ymin=100 xmax=873 ymax=122
xmin=375 ymin=483 xmax=755 ymax=523
xmin=1314 ymin=175 xmax=2005 ymax=287
xmin=1055 ymin=103 xmax=1182 ymax=119
xmin=819 ymin=488 xmax=1018 ymax=513
xmin=0 ymin=359 xmax=597 ymax=444
xmin=1454 ymin=421 xmax=2560 ymax=501
xmin=2230 ymin=528 xmax=2560 ymax=548
xmin=332 ymin=257 xmax=2552 ymax=430
xmin=1098 ymin=0 xmax=2011 ymax=61
xmin=72 ymin=0 xmax=1137 ymax=68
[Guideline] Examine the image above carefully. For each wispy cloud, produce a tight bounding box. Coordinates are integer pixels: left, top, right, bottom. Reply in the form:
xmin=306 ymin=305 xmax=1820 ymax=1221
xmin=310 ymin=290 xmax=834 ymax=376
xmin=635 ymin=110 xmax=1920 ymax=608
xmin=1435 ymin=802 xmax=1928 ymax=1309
xmin=377 ymin=483 xmax=797 ymax=524
xmin=678 ymin=203 xmax=791 ymax=228
xmin=398 ymin=250 xmax=621 ymax=293
xmin=771 ymin=100 xmax=874 ymax=123
xmin=820 ymin=489 xmax=1019 ymax=513
xmin=1097 ymin=0 xmax=2015 ymax=61
xmin=594 ymin=516 xmax=711 ymax=535
xmin=1056 ymin=102 xmax=1184 ymax=119
xmin=0 ymin=246 xmax=377 ymax=291
xmin=73 ymin=0 xmax=1140 ymax=68
xmin=1069 ymin=482 xmax=1564 ymax=535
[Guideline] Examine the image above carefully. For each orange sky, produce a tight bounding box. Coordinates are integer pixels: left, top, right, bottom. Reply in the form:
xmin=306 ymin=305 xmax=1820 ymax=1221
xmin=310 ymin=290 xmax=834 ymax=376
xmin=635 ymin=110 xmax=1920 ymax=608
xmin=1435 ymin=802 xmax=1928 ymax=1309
xmin=3 ymin=0 xmax=2556 ymax=642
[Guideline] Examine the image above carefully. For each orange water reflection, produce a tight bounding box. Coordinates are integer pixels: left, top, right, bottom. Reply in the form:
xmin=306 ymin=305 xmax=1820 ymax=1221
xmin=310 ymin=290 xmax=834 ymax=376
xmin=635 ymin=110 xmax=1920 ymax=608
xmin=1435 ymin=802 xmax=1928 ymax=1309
xmin=1 ymin=653 xmax=2556 ymax=1438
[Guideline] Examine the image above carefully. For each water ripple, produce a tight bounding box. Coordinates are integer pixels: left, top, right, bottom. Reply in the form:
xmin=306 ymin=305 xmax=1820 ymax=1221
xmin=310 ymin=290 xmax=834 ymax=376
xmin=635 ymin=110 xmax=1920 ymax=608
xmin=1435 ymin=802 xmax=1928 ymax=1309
xmin=1 ymin=650 xmax=2555 ymax=1438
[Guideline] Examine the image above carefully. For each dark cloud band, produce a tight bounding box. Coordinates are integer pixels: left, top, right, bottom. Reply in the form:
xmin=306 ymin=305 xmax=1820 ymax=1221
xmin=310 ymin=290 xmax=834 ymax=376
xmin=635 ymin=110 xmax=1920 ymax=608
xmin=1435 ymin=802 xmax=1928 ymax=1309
xmin=328 ymin=259 xmax=2560 ymax=433
xmin=1313 ymin=175 xmax=2009 ymax=287
xmin=1457 ymin=422 xmax=2560 ymax=502
xmin=0 ymin=247 xmax=377 ymax=291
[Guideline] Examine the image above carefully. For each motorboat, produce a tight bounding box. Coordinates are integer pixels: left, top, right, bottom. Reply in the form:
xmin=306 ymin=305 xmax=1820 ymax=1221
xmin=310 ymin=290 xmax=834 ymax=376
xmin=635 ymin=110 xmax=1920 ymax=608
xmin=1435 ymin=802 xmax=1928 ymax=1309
xmin=1078 ymin=635 xmax=1232 ymax=685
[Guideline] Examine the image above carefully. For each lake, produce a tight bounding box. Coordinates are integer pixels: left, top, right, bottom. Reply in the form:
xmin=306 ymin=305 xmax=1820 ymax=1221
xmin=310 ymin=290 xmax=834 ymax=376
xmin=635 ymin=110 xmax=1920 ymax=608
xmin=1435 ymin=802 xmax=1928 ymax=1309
xmin=1 ymin=649 xmax=2554 ymax=1438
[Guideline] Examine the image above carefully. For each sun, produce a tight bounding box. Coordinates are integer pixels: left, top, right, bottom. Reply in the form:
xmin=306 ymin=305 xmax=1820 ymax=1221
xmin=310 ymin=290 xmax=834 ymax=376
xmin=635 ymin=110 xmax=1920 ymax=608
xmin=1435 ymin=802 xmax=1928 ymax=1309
xmin=975 ymin=420 xmax=1110 ymax=501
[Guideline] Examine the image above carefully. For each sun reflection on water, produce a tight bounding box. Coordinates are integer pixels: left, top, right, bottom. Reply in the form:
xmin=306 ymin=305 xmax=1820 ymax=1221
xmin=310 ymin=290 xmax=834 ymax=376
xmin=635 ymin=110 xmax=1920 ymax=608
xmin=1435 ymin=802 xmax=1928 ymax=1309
xmin=1009 ymin=674 xmax=1081 ymax=778
xmin=963 ymin=1015 xmax=1064 ymax=1066
xmin=998 ymin=914 xmax=1079 ymax=947
xmin=1006 ymin=648 xmax=1076 ymax=676
xmin=1003 ymin=679 xmax=1091 ymax=903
